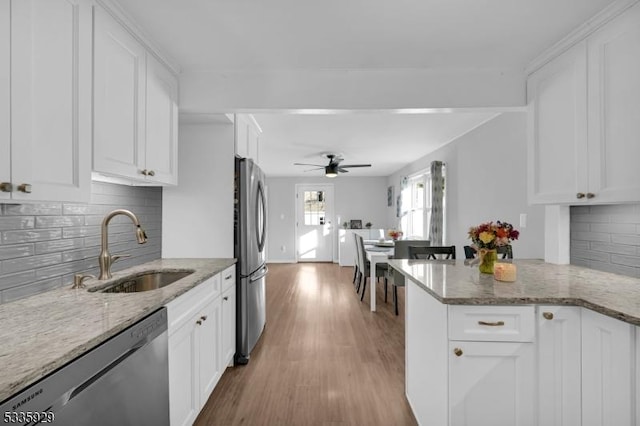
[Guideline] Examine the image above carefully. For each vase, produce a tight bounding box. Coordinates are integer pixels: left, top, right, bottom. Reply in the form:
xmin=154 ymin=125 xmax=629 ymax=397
xmin=478 ymin=249 xmax=497 ymax=274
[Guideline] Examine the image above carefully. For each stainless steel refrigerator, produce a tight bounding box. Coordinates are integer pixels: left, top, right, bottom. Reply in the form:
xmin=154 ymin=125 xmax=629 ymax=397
xmin=234 ymin=157 xmax=268 ymax=365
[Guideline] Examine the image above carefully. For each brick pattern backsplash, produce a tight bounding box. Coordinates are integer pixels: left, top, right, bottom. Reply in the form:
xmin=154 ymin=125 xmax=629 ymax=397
xmin=570 ymin=204 xmax=640 ymax=278
xmin=0 ymin=182 xmax=162 ymax=303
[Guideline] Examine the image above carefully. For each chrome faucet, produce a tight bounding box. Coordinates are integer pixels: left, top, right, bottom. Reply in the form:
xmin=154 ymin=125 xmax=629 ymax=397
xmin=98 ymin=209 xmax=147 ymax=280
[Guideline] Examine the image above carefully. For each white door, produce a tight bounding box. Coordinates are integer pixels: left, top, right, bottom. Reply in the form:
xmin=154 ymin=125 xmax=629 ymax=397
xmin=537 ymin=306 xmax=582 ymax=426
xmin=582 ymin=308 xmax=634 ymax=426
xmin=11 ymin=0 xmax=92 ymax=202
xmin=449 ymin=341 xmax=535 ymax=426
xmin=295 ymin=184 xmax=334 ymax=262
xmin=0 ymin=1 xmax=9 ymax=201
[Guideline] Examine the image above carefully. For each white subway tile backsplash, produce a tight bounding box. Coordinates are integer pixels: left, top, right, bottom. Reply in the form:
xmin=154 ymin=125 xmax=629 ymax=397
xmin=571 ymin=205 xmax=640 ymax=278
xmin=0 ymin=182 xmax=162 ymax=303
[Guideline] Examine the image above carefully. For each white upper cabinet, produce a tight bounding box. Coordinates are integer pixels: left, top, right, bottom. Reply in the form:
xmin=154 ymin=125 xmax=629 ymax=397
xmin=0 ymin=1 xmax=9 ymax=201
xmin=235 ymin=114 xmax=261 ymax=165
xmin=145 ymin=54 xmax=179 ymax=185
xmin=527 ymin=42 xmax=587 ymax=204
xmin=93 ymin=6 xmax=146 ymax=181
xmin=587 ymin=3 xmax=640 ymax=204
xmin=93 ymin=5 xmax=178 ymax=186
xmin=4 ymin=0 xmax=91 ymax=202
xmin=527 ymin=3 xmax=640 ymax=205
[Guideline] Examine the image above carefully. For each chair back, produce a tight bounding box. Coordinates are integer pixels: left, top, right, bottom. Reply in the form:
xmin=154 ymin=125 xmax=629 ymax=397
xmin=354 ymin=234 xmax=367 ymax=273
xmin=409 ymin=245 xmax=456 ymax=260
xmin=393 ymin=240 xmax=430 ymax=259
xmin=463 ymin=245 xmax=513 ymax=259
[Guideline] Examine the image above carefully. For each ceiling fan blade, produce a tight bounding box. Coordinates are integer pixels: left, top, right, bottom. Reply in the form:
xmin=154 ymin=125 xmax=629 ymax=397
xmin=294 ymin=162 xmax=324 ymax=167
xmin=304 ymin=167 xmax=324 ymax=172
xmin=337 ymin=168 xmax=350 ymax=173
xmin=339 ymin=164 xmax=372 ymax=168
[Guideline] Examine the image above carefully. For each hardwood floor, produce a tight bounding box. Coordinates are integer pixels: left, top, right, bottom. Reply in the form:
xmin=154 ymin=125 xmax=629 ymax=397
xmin=195 ymin=262 xmax=417 ymax=425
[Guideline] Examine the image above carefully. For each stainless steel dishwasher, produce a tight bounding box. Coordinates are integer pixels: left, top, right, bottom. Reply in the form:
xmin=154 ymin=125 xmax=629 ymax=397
xmin=1 ymin=308 xmax=169 ymax=425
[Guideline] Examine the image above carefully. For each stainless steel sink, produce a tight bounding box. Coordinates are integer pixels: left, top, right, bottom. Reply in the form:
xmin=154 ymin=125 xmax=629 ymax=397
xmin=90 ymin=270 xmax=194 ymax=293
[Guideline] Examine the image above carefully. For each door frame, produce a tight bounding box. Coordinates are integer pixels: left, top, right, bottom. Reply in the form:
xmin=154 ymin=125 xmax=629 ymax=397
xmin=294 ymin=183 xmax=335 ymax=263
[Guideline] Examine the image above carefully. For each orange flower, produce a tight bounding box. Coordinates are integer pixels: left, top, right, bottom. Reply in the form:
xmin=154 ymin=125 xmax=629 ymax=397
xmin=496 ymin=228 xmax=508 ymax=238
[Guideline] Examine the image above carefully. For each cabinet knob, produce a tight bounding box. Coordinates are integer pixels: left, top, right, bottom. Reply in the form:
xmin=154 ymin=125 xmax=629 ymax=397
xmin=576 ymin=193 xmax=585 ymax=199
xmin=454 ymin=348 xmax=463 ymax=357
xmin=0 ymin=182 xmax=12 ymax=192
xmin=543 ymin=312 xmax=554 ymax=320
xmin=148 ymin=170 xmax=155 ymax=177
xmin=17 ymin=183 xmax=32 ymax=193
xmin=200 ymin=315 xmax=207 ymax=321
xmin=586 ymin=193 xmax=595 ymax=199
xmin=223 ymin=296 xmax=229 ymax=301
xmin=141 ymin=169 xmax=148 ymax=176
xmin=196 ymin=320 xmax=202 ymax=325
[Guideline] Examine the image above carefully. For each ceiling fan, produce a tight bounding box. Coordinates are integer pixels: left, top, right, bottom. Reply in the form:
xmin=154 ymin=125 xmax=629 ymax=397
xmin=294 ymin=154 xmax=372 ymax=178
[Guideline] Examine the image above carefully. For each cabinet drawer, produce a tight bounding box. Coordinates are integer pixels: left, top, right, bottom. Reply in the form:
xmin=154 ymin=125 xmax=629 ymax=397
xmin=221 ymin=265 xmax=236 ymax=294
xmin=167 ymin=274 xmax=221 ymax=331
xmin=448 ymin=305 xmax=535 ymax=342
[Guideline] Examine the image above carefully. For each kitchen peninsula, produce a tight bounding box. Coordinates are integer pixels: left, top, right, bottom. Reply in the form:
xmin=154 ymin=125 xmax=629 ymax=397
xmin=389 ymin=258 xmax=640 ymax=426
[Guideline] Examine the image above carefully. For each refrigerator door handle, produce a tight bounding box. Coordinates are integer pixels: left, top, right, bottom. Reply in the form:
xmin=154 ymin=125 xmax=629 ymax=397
xmin=250 ymin=266 xmax=269 ymax=283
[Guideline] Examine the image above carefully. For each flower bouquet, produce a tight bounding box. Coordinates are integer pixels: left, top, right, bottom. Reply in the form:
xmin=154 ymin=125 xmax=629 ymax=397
xmin=388 ymin=229 xmax=403 ymax=241
xmin=468 ymin=221 xmax=519 ymax=273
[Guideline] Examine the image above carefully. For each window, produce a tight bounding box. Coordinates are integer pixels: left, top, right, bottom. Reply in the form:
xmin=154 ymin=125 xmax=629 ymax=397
xmin=303 ymin=191 xmax=326 ymax=225
xmin=400 ymin=173 xmax=431 ymax=238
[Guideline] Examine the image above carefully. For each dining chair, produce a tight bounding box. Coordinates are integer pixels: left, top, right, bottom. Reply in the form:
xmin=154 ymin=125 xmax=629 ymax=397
xmin=354 ymin=234 xmax=388 ymax=302
xmin=389 ymin=239 xmax=430 ymax=316
xmin=409 ymin=245 xmax=456 ymax=260
xmin=463 ymin=245 xmax=513 ymax=259
xmin=352 ymin=233 xmax=360 ymax=286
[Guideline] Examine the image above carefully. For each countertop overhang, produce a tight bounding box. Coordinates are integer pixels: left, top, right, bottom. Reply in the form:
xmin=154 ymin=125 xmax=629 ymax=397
xmin=388 ymin=258 xmax=640 ymax=326
xmin=0 ymin=258 xmax=236 ymax=403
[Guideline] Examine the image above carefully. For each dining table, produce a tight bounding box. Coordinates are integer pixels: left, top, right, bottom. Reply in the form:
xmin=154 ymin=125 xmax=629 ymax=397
xmin=364 ymin=241 xmax=395 ymax=312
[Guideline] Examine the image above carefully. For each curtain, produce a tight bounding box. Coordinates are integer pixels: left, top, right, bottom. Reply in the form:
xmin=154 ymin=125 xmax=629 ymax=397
xmin=429 ymin=161 xmax=445 ymax=246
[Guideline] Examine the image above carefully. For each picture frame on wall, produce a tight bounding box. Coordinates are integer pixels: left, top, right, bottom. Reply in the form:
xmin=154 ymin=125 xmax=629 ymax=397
xmin=387 ymin=186 xmax=394 ymax=207
xmin=350 ymin=219 xmax=362 ymax=229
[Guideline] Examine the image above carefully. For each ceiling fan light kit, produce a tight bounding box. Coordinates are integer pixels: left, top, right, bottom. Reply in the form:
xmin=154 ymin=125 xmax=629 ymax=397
xmin=293 ymin=154 xmax=371 ymax=178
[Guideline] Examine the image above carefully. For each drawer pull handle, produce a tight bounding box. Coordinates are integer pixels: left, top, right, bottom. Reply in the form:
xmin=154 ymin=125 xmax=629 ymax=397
xmin=543 ymin=312 xmax=554 ymax=320
xmin=454 ymin=348 xmax=463 ymax=357
xmin=478 ymin=321 xmax=505 ymax=327
xmin=225 ymin=275 xmax=232 ymax=280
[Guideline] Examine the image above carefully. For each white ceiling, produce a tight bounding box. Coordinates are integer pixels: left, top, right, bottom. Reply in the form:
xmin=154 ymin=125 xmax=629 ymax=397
xmin=117 ymin=0 xmax=616 ymax=177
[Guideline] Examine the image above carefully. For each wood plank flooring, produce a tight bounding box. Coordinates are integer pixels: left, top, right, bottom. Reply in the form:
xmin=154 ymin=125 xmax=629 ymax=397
xmin=195 ymin=263 xmax=417 ymax=426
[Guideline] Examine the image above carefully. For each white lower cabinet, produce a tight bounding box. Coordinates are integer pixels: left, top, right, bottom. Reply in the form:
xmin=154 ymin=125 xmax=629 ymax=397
xmin=581 ymin=308 xmax=635 ymax=426
xmin=449 ymin=341 xmax=535 ymax=426
xmin=537 ymin=306 xmax=582 ymax=426
xmin=405 ymin=284 xmax=639 ymax=426
xmin=167 ymin=268 xmax=237 ymax=426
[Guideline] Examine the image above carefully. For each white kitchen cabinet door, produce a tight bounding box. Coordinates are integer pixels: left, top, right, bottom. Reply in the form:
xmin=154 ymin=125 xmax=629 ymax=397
xmin=10 ymin=0 xmax=91 ymax=202
xmin=198 ymin=296 xmax=222 ymax=407
xmin=587 ymin=3 xmax=640 ymax=204
xmin=449 ymin=341 xmax=535 ymax=426
xmin=537 ymin=306 xmax=581 ymax=426
xmin=582 ymin=308 xmax=635 ymax=426
xmin=93 ymin=5 xmax=146 ymax=181
xmin=221 ymin=285 xmax=236 ymax=368
xmin=169 ymin=315 xmax=200 ymax=426
xmin=0 ymin=0 xmax=9 ymax=201
xmin=527 ymin=41 xmax=588 ymax=204
xmin=247 ymin=124 xmax=259 ymax=165
xmin=145 ymin=54 xmax=178 ymax=185
xmin=235 ymin=115 xmax=249 ymax=159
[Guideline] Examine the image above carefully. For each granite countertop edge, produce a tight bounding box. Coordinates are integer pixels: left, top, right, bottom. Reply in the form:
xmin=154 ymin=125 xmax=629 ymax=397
xmin=0 ymin=258 xmax=236 ymax=403
xmin=390 ymin=259 xmax=640 ymax=327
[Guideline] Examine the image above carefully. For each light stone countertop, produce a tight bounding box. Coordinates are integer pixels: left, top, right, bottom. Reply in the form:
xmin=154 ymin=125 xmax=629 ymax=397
xmin=0 ymin=258 xmax=236 ymax=403
xmin=388 ymin=258 xmax=640 ymax=326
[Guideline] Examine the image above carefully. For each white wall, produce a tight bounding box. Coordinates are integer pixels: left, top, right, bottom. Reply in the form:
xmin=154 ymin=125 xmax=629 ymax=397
xmin=163 ymin=122 xmax=235 ymax=258
xmin=179 ymin=68 xmax=525 ymax=112
xmin=266 ymin=176 xmax=389 ymax=263
xmin=387 ymin=112 xmax=545 ymax=259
